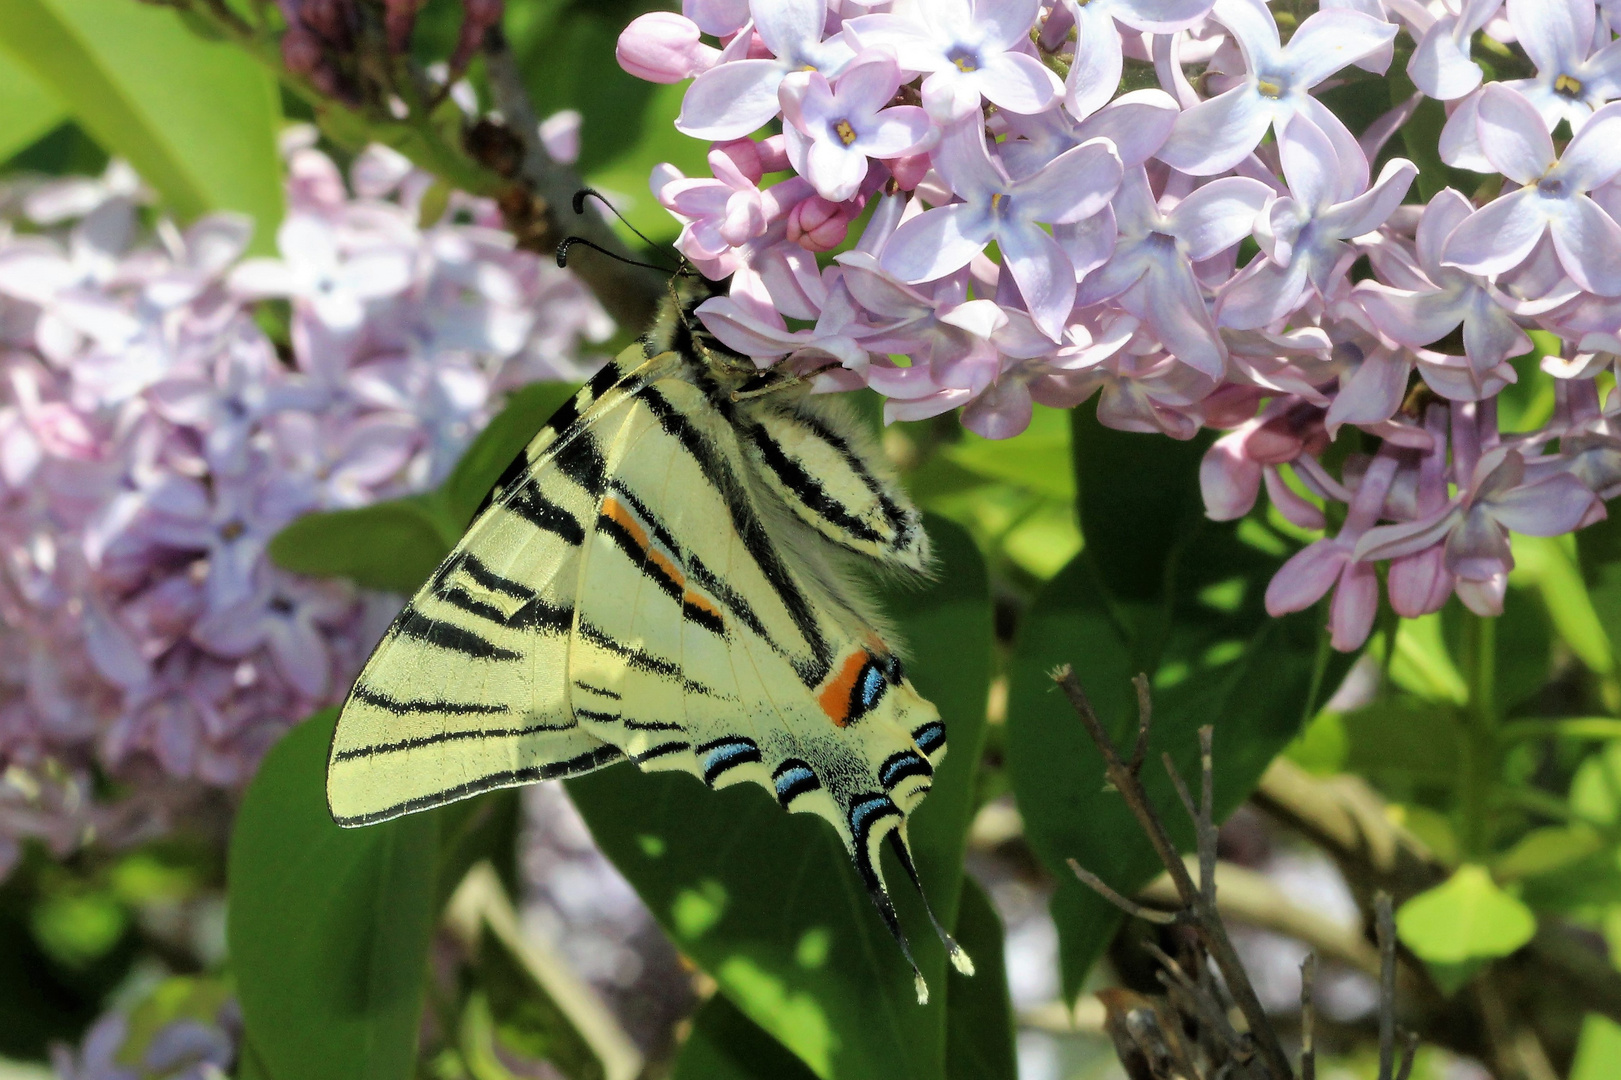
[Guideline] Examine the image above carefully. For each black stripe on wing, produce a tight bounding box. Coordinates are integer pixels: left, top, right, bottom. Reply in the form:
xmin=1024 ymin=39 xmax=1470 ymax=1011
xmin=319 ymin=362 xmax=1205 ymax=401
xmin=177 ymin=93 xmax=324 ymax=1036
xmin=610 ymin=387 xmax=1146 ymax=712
xmin=636 ymin=382 xmax=833 ymax=685
xmin=472 ymin=357 xmax=637 ymax=519
xmin=333 ymin=745 xmax=622 ymax=825
xmin=576 ymin=619 xmax=725 ymax=698
xmin=330 ymin=715 xmax=581 ymax=763
xmin=350 ymin=685 xmax=507 ymax=717
xmin=743 ymin=422 xmax=888 ymax=546
xmin=878 ymin=749 xmax=933 ymax=790
xmin=605 ymin=485 xmax=780 ymax=648
xmin=782 ymin=408 xmax=919 ymax=549
xmin=392 ymin=611 xmax=521 ymax=661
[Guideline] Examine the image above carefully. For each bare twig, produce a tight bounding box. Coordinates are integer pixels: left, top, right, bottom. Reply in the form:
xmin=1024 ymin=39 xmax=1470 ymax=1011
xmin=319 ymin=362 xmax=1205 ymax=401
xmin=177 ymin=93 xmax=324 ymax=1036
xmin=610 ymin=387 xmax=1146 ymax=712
xmin=1300 ymin=955 xmax=1317 ymax=1080
xmin=1376 ymin=894 xmax=1397 ymax=1080
xmin=1054 ymin=665 xmax=1296 ymax=1080
xmin=1129 ymin=673 xmax=1154 ymax=775
xmin=1067 ymin=858 xmax=1179 ymax=925
xmin=1393 ymin=1032 xmax=1418 ymax=1080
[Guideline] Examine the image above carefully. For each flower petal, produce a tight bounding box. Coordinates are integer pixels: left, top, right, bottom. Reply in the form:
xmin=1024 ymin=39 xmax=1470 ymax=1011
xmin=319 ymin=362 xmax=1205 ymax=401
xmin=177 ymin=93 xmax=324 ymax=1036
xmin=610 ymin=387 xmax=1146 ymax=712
xmin=1443 ymin=189 xmax=1548 ymax=276
xmin=1475 ymin=83 xmax=1557 ymax=184
xmin=1548 ymin=194 xmax=1621 ymax=296
xmin=1158 ymin=86 xmax=1274 ymax=176
xmin=677 ymin=59 xmax=787 ymax=141
xmin=882 ymin=204 xmax=991 ymax=283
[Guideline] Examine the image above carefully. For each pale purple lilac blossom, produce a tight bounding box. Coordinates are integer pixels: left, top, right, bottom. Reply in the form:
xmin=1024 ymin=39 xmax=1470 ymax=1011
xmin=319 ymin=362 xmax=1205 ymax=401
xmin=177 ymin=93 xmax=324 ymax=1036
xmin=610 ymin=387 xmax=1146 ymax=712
xmin=0 ymin=126 xmax=611 ymax=878
xmin=621 ymin=0 xmax=1621 ymax=654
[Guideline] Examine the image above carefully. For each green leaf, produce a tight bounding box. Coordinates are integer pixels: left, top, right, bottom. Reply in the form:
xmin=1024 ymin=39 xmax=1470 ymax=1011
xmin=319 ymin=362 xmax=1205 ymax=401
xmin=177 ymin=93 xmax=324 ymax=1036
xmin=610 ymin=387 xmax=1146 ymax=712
xmin=269 ymin=496 xmax=455 ymax=595
xmin=1006 ymin=512 xmax=1349 ymax=996
xmin=443 ymin=381 xmax=584 ymax=529
xmin=229 ymin=711 xmax=440 ymax=1080
xmin=0 ymin=50 xmax=64 ymax=162
xmin=1070 ymin=402 xmax=1210 ymax=603
xmin=1493 ymin=825 xmax=1606 ymax=883
xmin=1511 ymin=534 xmax=1612 ymax=676
xmin=1572 ymin=1016 xmax=1621 ymax=1080
xmin=945 ymin=878 xmax=1014 ymax=1080
xmin=567 ymin=516 xmax=991 ymax=1080
xmin=672 ymin=995 xmax=821 ymax=1080
xmin=1395 ymin=864 xmax=1536 ymax=965
xmin=944 ymin=405 xmax=1074 ymax=501
xmin=0 ymin=0 xmax=283 ymax=249
xmin=1339 ymin=699 xmax=1461 ymax=798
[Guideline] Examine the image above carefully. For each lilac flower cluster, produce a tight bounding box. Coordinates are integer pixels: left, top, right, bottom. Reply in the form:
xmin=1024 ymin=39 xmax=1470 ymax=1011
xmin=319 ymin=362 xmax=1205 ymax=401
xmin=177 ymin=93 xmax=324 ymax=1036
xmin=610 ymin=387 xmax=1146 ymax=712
xmin=617 ymin=0 xmax=1621 ymax=650
xmin=0 ymin=123 xmax=611 ymax=877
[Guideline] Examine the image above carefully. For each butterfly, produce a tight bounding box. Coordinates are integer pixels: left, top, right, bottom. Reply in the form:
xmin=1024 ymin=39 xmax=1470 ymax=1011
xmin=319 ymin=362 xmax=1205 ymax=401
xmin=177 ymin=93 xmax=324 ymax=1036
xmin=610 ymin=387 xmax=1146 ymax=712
xmin=325 ymin=275 xmax=973 ymax=1001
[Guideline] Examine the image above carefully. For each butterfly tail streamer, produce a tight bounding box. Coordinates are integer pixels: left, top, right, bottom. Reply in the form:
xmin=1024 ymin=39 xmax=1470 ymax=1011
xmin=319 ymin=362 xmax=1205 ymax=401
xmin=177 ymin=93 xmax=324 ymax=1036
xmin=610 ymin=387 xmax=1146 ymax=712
xmin=888 ymin=830 xmax=976 ymax=978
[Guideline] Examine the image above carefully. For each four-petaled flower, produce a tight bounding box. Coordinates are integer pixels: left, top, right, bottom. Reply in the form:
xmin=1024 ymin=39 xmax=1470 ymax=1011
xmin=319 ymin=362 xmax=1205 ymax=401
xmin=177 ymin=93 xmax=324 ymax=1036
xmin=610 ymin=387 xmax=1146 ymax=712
xmin=881 ymin=120 xmax=1121 ymax=340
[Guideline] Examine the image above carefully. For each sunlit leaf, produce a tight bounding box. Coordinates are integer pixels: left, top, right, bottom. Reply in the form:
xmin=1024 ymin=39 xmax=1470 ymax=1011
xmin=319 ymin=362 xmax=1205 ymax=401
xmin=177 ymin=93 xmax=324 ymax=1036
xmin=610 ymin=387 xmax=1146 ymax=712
xmin=0 ymin=0 xmax=283 ymax=249
xmin=229 ymin=711 xmax=440 ymax=1080
xmin=1397 ymin=864 xmax=1536 ymax=968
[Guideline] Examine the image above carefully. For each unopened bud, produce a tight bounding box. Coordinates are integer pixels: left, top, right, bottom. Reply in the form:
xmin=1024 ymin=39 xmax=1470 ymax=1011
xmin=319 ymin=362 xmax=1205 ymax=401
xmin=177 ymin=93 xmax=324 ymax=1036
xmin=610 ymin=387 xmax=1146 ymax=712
xmin=617 ymin=12 xmax=719 ymax=83
xmin=886 ymin=154 xmax=930 ymax=192
xmin=788 ymin=196 xmax=853 ymax=252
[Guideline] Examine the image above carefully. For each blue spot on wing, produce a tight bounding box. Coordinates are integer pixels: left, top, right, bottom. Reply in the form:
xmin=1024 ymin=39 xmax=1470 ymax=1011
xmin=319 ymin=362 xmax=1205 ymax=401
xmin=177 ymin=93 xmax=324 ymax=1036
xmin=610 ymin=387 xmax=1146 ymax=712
xmin=772 ymin=760 xmax=819 ymax=804
xmin=912 ymin=721 xmax=946 ymax=756
xmin=698 ymin=736 xmax=761 ymax=785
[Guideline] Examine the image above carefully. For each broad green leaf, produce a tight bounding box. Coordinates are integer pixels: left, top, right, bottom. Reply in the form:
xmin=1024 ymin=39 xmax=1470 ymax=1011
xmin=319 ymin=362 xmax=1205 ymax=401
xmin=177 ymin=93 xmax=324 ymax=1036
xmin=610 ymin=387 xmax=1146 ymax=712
xmin=672 ymin=995 xmax=821 ymax=1080
xmin=1070 ymin=402 xmax=1210 ymax=603
xmin=229 ymin=711 xmax=439 ymax=1080
xmin=1395 ymin=864 xmax=1536 ymax=965
xmin=945 ymin=405 xmax=1074 ymax=500
xmin=1570 ymin=742 xmax=1621 ymax=825
xmin=1386 ymin=613 xmax=1468 ymax=704
xmin=1493 ymin=825 xmax=1606 ymax=883
xmin=1510 ymin=534 xmax=1611 ymax=676
xmin=1006 ymin=524 xmax=1348 ymax=996
xmin=1339 ymin=699 xmax=1460 ymax=798
xmin=568 ymin=516 xmax=991 ymax=1080
xmin=945 ymin=878 xmax=1015 ymax=1080
xmin=1573 ymin=1016 xmax=1621 ymax=1080
xmin=0 ymin=51 xmax=64 ymax=162
xmin=0 ymin=0 xmax=282 ymax=249
xmin=444 ymin=381 xmax=584 ymax=528
xmin=269 ymin=496 xmax=455 ymax=595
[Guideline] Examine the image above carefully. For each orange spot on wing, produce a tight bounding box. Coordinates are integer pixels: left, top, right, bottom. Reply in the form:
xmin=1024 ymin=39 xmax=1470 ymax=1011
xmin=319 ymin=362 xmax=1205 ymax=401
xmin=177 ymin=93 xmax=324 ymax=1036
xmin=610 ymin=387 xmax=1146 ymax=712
xmin=683 ymin=591 xmax=722 ymax=620
xmin=817 ymin=651 xmax=868 ymax=727
xmin=602 ymin=497 xmax=687 ymax=590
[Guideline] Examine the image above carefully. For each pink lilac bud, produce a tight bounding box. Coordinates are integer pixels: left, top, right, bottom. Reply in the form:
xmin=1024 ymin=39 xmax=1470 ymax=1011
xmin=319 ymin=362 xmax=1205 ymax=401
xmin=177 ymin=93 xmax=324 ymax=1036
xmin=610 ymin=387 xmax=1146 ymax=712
xmin=384 ymin=0 xmax=418 ymax=54
xmin=281 ymin=25 xmax=325 ymax=76
xmin=451 ymin=0 xmax=503 ymax=74
xmin=886 ymin=154 xmax=931 ymax=192
xmin=787 ymin=196 xmax=854 ymax=252
xmin=616 ymin=12 xmax=720 ymax=84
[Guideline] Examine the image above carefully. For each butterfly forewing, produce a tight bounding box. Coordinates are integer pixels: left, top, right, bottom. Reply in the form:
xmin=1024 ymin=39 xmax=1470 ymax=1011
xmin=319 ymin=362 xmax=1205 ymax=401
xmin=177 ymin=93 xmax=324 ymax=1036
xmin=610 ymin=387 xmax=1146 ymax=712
xmin=326 ymin=350 xmax=658 ymax=825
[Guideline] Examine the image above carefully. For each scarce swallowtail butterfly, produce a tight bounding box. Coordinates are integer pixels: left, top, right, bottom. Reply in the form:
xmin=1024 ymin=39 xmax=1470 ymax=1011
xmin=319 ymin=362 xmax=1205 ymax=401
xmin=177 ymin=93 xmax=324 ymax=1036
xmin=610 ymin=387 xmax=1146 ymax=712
xmin=325 ymin=273 xmax=973 ymax=1001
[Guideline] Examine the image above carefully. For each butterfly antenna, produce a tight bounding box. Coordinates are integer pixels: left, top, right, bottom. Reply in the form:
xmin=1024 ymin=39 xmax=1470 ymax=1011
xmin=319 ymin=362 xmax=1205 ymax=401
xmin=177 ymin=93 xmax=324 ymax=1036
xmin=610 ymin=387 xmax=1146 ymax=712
xmin=555 ymin=236 xmax=673 ymax=275
xmin=572 ymin=187 xmax=685 ymax=270
xmin=888 ymin=831 xmax=977 ymax=978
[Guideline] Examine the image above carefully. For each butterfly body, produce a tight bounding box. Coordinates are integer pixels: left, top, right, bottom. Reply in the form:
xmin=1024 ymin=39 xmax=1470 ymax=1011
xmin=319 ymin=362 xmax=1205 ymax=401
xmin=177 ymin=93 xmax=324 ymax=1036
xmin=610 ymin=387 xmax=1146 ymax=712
xmin=327 ymin=282 xmax=968 ymax=996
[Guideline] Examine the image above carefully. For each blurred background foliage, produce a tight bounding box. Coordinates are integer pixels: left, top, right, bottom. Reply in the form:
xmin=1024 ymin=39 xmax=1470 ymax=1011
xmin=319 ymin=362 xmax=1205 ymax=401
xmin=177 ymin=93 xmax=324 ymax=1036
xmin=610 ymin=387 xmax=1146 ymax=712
xmin=6 ymin=2 xmax=1621 ymax=1080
